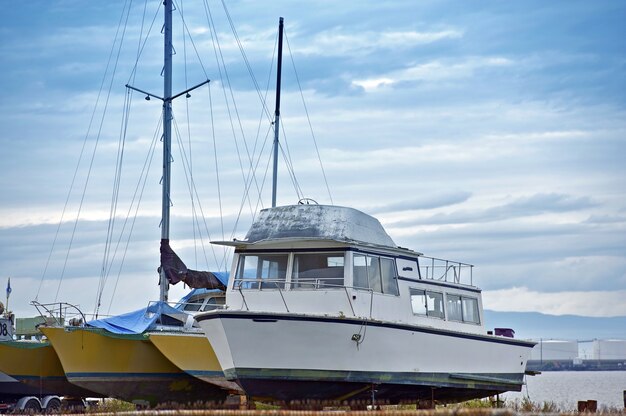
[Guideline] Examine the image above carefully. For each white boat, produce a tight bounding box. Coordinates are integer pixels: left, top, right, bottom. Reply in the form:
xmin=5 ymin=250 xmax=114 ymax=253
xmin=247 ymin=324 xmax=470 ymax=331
xmin=196 ymin=203 xmax=535 ymax=405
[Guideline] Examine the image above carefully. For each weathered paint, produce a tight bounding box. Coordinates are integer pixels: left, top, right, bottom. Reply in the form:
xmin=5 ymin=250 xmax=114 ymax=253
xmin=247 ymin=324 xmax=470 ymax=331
xmin=40 ymin=326 xmax=226 ymax=405
xmin=0 ymin=340 xmax=99 ymax=397
xmin=148 ymin=332 xmax=241 ymax=392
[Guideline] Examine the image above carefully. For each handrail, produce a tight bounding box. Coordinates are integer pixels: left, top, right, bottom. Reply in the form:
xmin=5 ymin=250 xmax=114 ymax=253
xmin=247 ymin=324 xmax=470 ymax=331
xmin=419 ymin=256 xmax=474 ymax=286
xmin=31 ymin=301 xmax=87 ymax=327
xmin=232 ymin=279 xmax=375 ymax=319
xmin=343 ymin=286 xmax=356 ymax=316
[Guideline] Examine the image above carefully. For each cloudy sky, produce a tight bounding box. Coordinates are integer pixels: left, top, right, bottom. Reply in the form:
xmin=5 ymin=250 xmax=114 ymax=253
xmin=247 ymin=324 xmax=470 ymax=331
xmin=0 ymin=1 xmax=624 ymax=324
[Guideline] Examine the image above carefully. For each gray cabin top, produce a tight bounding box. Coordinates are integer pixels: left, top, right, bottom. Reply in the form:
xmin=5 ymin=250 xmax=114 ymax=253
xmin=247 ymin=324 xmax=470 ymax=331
xmin=236 ymin=204 xmax=397 ymax=248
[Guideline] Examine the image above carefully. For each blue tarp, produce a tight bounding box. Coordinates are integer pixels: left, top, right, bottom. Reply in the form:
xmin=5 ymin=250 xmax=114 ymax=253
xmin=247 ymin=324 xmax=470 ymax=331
xmin=87 ymin=301 xmax=185 ymax=335
xmin=87 ymin=272 xmax=229 ymax=335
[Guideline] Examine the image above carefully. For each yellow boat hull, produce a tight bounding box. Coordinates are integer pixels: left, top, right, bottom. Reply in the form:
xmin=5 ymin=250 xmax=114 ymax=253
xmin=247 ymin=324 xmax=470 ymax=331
xmin=40 ymin=326 xmax=227 ymax=406
xmin=148 ymin=332 xmax=242 ymax=392
xmin=0 ymin=341 xmax=100 ymax=397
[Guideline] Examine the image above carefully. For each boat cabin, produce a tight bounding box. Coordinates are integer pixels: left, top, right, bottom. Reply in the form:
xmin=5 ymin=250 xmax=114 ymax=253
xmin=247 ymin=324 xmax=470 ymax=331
xmin=215 ymin=205 xmax=486 ymax=335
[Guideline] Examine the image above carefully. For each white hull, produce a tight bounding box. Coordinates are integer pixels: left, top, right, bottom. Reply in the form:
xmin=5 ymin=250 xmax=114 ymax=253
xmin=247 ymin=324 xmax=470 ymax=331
xmin=197 ymin=311 xmax=533 ymax=403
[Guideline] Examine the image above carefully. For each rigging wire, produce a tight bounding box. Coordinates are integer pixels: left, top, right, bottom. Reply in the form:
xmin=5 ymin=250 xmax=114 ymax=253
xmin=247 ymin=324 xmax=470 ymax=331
xmin=229 ymin=122 xmax=274 ymax=242
xmin=35 ymin=0 xmax=134 ymax=302
xmin=202 ymin=1 xmax=263 ymax=218
xmin=175 ymin=0 xmax=234 ymax=271
xmin=105 ymin=115 xmax=162 ymax=316
xmin=52 ymin=0 xmax=133 ymax=303
xmin=218 ymin=0 xmax=274 ymax=124
xmin=284 ymin=28 xmax=334 ymax=204
xmin=178 ymin=0 xmax=199 ymax=269
xmin=228 ymin=32 xmax=279 ymax=242
xmin=172 ymin=112 xmax=221 ymax=269
xmin=279 ymin=140 xmax=304 ymax=201
xmin=126 ymin=1 xmax=162 ymax=86
xmin=95 ymin=0 xmax=155 ymax=315
xmin=207 ymin=82 xmax=228 ymax=270
xmin=95 ymin=87 xmax=132 ymax=315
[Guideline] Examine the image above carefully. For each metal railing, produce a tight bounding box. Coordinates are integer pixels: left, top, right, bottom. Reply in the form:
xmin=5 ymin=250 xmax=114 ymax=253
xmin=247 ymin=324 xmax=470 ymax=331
xmin=232 ymin=278 xmax=374 ymax=318
xmin=419 ymin=256 xmax=474 ymax=286
xmin=31 ymin=301 xmax=89 ymax=327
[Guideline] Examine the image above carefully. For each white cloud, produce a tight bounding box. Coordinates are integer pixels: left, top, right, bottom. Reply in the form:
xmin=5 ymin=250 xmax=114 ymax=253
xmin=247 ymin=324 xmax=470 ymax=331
xmin=297 ymin=28 xmax=463 ymax=57
xmin=353 ymin=56 xmax=514 ymax=91
xmin=483 ymin=287 xmax=626 ymax=317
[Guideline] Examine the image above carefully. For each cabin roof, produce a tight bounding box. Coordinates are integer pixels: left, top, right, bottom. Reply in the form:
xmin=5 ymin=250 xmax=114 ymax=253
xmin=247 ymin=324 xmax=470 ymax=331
xmin=215 ymin=204 xmax=399 ymax=249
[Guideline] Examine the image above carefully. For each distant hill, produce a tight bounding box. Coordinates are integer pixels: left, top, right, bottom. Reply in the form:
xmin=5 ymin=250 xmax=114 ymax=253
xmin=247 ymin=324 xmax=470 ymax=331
xmin=483 ymin=310 xmax=626 ymax=340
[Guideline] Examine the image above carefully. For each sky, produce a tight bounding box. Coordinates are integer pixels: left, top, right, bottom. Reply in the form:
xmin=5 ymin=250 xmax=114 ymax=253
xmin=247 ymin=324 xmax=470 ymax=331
xmin=0 ymin=0 xmax=625 ymax=329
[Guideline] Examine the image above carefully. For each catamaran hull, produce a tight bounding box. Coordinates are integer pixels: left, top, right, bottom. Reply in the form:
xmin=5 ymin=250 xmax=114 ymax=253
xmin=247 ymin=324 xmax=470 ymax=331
xmin=40 ymin=326 xmax=227 ymax=406
xmin=197 ymin=311 xmax=534 ymax=404
xmin=148 ymin=332 xmax=242 ymax=392
xmin=0 ymin=341 xmax=100 ymax=398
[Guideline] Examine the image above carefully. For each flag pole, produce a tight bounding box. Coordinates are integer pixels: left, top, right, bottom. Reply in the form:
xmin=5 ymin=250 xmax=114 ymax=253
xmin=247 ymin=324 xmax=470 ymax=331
xmin=5 ymin=277 xmax=10 ymax=314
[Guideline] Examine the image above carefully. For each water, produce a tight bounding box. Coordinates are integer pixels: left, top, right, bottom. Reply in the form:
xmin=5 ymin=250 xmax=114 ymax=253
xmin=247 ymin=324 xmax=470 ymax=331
xmin=502 ymin=371 xmax=626 ymax=410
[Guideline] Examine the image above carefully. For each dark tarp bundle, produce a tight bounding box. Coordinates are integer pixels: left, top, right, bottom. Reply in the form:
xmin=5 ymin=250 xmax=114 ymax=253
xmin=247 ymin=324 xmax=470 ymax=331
xmin=160 ymin=239 xmax=227 ymax=290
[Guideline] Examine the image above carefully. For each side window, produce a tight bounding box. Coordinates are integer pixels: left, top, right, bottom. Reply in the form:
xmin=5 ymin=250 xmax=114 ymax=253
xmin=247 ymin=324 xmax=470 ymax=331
xmin=292 ymin=253 xmax=345 ymax=289
xmin=446 ymin=294 xmax=463 ymax=321
xmin=353 ymin=254 xmax=399 ymax=295
xmin=367 ymin=256 xmax=382 ymax=292
xmin=426 ymin=291 xmax=444 ymax=319
xmin=236 ymin=254 xmax=288 ymax=289
xmin=446 ymin=294 xmax=481 ymax=324
xmin=353 ymin=255 xmax=369 ymax=289
xmin=410 ymin=289 xmax=427 ymax=315
xmin=183 ymin=302 xmax=202 ymax=312
xmin=462 ymin=297 xmax=480 ymax=324
xmin=410 ymin=289 xmax=444 ymax=319
xmin=201 ymin=297 xmax=225 ymax=312
xmin=380 ymin=258 xmax=399 ymax=295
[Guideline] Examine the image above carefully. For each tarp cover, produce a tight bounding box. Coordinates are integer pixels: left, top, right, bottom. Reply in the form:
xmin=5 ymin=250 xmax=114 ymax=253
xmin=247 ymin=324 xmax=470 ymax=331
xmin=87 ymin=301 xmax=184 ymax=334
xmin=160 ymin=239 xmax=227 ymax=290
xmin=243 ymin=205 xmax=396 ymax=247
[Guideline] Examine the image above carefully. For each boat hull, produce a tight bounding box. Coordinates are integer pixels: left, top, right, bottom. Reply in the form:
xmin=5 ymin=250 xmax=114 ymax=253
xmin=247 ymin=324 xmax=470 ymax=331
xmin=40 ymin=326 xmax=227 ymax=406
xmin=0 ymin=341 xmax=100 ymax=398
xmin=147 ymin=332 xmax=242 ymax=392
xmin=197 ymin=311 xmax=534 ymax=404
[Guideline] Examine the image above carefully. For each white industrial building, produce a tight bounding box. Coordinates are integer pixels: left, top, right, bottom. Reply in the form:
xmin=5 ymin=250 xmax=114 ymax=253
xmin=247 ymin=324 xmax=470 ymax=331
xmin=530 ymin=339 xmax=578 ymax=360
xmin=592 ymin=339 xmax=626 ymax=360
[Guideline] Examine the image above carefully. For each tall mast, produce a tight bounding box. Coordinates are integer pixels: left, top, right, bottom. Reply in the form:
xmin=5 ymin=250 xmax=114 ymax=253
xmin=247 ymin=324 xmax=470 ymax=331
xmin=125 ymin=1 xmax=209 ymax=304
xmin=271 ymin=17 xmax=284 ymax=208
xmin=160 ymin=0 xmax=174 ymax=302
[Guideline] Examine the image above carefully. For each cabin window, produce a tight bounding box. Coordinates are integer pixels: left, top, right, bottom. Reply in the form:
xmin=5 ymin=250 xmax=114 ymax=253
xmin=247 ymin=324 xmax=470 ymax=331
xmin=446 ymin=295 xmax=463 ymax=321
xmin=202 ymin=297 xmax=225 ymax=311
xmin=381 ymin=258 xmax=399 ymax=295
xmin=410 ymin=289 xmax=444 ymax=318
xmin=292 ymin=253 xmax=345 ymax=289
xmin=462 ymin=297 xmax=480 ymax=324
xmin=183 ymin=301 xmax=202 ymax=312
xmin=353 ymin=255 xmax=369 ymax=289
xmin=367 ymin=256 xmax=383 ymax=292
xmin=353 ymin=254 xmax=399 ymax=295
xmin=235 ymin=253 xmax=288 ymax=289
xmin=446 ymin=294 xmax=480 ymax=324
